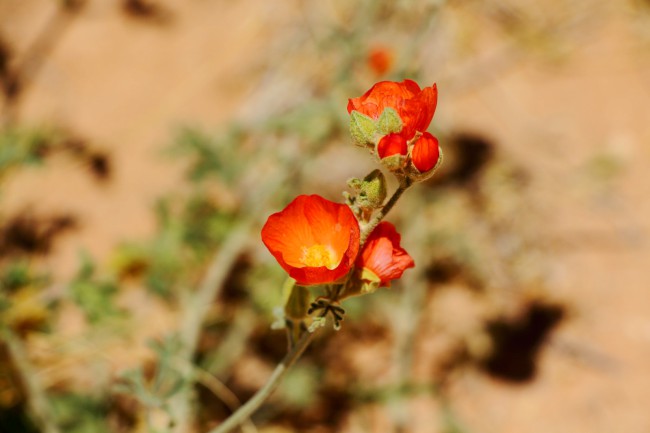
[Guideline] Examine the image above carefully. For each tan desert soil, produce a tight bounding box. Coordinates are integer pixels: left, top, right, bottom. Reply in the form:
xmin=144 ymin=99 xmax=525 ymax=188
xmin=1 ymin=1 xmax=649 ymax=432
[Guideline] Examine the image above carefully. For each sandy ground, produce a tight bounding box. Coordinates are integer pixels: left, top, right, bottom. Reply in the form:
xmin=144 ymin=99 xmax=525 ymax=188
xmin=1 ymin=1 xmax=650 ymax=432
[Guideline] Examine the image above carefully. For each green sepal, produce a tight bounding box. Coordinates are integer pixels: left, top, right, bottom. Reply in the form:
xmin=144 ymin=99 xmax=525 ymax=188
xmin=380 ymin=153 xmax=407 ymax=172
xmin=281 ymin=277 xmax=295 ymax=305
xmin=284 ymin=281 xmax=311 ymax=320
xmin=360 ymin=267 xmax=381 ymax=283
xmin=360 ymin=267 xmax=381 ymax=295
xmin=339 ymin=268 xmax=382 ymax=300
xmin=349 ymin=111 xmax=377 ymax=148
xmin=377 ymin=107 xmax=403 ymax=135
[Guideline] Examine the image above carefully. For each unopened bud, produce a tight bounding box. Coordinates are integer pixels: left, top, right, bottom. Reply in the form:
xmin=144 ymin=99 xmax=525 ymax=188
xmin=409 ymin=132 xmax=442 ymax=181
xmin=377 ymin=133 xmax=407 ymax=159
xmin=356 ymin=169 xmax=387 ymax=209
xmin=377 ymin=133 xmax=408 ymax=171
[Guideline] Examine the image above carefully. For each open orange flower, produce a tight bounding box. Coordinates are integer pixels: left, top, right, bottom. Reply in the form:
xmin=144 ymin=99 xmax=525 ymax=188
xmin=347 ymin=80 xmax=438 ymax=141
xmin=261 ymin=195 xmax=360 ymax=286
xmin=356 ymin=222 xmax=414 ymax=287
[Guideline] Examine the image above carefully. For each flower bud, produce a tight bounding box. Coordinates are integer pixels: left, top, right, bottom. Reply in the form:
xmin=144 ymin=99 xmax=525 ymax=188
xmin=410 ymin=132 xmax=442 ymax=179
xmin=357 ymin=169 xmax=387 ymax=209
xmin=377 ymin=133 xmax=407 ymax=159
xmin=377 ymin=133 xmax=407 ymax=171
xmin=349 ymin=110 xmax=377 ymax=148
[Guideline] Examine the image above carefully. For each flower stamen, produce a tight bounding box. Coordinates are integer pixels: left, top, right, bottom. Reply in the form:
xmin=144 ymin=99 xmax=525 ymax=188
xmin=301 ymin=244 xmax=337 ymax=269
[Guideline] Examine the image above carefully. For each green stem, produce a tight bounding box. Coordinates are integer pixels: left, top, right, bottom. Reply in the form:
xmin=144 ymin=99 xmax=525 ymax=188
xmin=171 ymin=154 xmax=291 ymax=432
xmin=209 ymin=329 xmax=317 ymax=433
xmin=360 ymin=177 xmax=412 ymax=247
xmin=169 ymin=222 xmax=253 ymax=433
xmin=174 ymin=358 xmax=258 ymax=433
xmin=0 ymin=327 xmax=61 ymax=433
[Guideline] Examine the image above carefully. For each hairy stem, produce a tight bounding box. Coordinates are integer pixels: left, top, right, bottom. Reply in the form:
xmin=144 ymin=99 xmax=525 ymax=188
xmin=209 ymin=330 xmax=317 ymax=433
xmin=360 ymin=177 xmax=413 ymax=246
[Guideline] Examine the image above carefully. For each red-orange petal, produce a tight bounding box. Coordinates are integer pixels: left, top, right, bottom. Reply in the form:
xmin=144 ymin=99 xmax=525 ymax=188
xmin=398 ymin=83 xmax=437 ymax=140
xmin=377 ymin=133 xmax=408 ymax=159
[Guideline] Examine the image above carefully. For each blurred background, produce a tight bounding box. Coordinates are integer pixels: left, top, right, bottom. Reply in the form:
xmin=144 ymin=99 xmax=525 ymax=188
xmin=1 ymin=0 xmax=650 ymax=432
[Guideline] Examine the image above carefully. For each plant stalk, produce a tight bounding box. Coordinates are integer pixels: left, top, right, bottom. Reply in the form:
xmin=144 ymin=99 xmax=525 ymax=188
xmin=0 ymin=327 xmax=61 ymax=433
xmin=360 ymin=177 xmax=412 ymax=246
xmin=209 ymin=330 xmax=317 ymax=433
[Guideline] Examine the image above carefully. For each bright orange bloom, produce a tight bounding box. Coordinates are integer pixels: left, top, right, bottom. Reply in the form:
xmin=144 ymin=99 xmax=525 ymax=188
xmin=261 ymin=195 xmax=360 ymax=286
xmin=367 ymin=46 xmax=393 ymax=76
xmin=377 ymin=133 xmax=407 ymax=159
xmin=347 ymin=80 xmax=438 ymax=141
xmin=411 ymin=132 xmax=440 ymax=173
xmin=356 ymin=222 xmax=414 ymax=287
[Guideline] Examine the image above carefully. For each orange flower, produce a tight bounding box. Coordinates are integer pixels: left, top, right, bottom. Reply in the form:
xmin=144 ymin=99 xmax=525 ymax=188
xmin=411 ymin=132 xmax=440 ymax=173
xmin=356 ymin=222 xmax=414 ymax=287
xmin=347 ymin=80 xmax=438 ymax=141
xmin=367 ymin=46 xmax=393 ymax=76
xmin=261 ymin=195 xmax=360 ymax=286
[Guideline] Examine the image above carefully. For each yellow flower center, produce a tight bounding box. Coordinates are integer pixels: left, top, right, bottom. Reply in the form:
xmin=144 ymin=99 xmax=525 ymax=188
xmin=301 ymin=244 xmax=337 ymax=269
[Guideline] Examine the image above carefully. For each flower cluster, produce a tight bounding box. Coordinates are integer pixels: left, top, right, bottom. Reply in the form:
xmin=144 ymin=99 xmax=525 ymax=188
xmin=261 ymin=79 xmax=440 ymax=327
xmin=348 ymin=80 xmax=442 ymax=180
xmin=261 ymin=195 xmax=412 ymax=289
